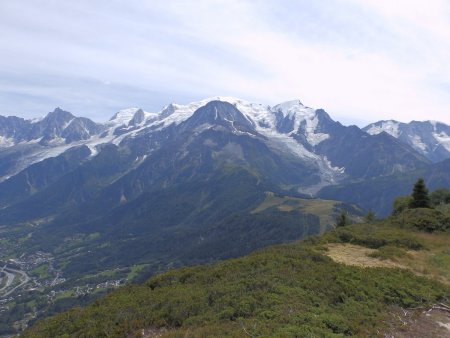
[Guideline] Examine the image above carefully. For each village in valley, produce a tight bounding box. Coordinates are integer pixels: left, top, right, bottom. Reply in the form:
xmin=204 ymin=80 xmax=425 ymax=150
xmin=0 ymin=249 xmax=125 ymax=334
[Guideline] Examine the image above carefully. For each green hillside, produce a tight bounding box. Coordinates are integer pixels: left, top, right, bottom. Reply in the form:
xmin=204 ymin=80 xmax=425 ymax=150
xmin=0 ymin=185 xmax=362 ymax=335
xmin=23 ymin=210 xmax=450 ymax=337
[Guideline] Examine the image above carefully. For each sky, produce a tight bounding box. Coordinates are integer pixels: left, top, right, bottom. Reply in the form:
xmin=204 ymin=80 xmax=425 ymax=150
xmin=1 ymin=0 xmax=450 ymax=126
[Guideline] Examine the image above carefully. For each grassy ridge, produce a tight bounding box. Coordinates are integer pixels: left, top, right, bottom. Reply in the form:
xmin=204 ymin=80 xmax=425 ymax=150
xmin=23 ymin=220 xmax=450 ymax=337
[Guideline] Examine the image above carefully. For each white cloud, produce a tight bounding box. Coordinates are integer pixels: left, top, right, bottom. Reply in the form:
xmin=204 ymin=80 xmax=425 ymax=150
xmin=0 ymin=0 xmax=449 ymax=125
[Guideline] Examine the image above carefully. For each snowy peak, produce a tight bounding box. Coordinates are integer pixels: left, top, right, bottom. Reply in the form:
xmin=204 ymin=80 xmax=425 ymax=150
xmin=0 ymin=107 xmax=103 ymax=147
xmin=32 ymin=108 xmax=104 ymax=145
xmin=272 ymin=100 xmax=315 ymax=130
xmin=133 ymin=97 xmax=333 ymax=149
xmin=364 ymin=120 xmax=401 ymax=138
xmin=128 ymin=109 xmax=146 ymax=126
xmin=44 ymin=107 xmax=75 ymax=123
xmin=33 ymin=108 xmax=77 ymax=143
xmin=181 ymin=100 xmax=255 ymax=133
xmin=140 ymin=97 xmax=250 ymax=131
xmin=109 ymin=108 xmax=141 ymax=126
xmin=272 ymin=100 xmax=307 ymax=116
xmin=269 ymin=101 xmax=330 ymax=146
xmin=364 ymin=120 xmax=450 ymax=162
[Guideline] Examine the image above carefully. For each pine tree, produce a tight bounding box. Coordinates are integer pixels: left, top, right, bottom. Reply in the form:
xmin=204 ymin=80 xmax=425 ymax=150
xmin=409 ymin=178 xmax=431 ymax=209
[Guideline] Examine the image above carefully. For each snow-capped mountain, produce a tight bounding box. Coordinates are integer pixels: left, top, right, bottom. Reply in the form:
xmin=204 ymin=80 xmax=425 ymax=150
xmin=0 ymin=107 xmax=103 ymax=146
xmin=114 ymin=97 xmax=430 ymax=192
xmin=0 ymin=98 xmax=326 ymax=184
xmin=0 ymin=108 xmax=106 ymax=181
xmin=0 ymin=97 xmax=432 ymax=196
xmin=363 ymin=120 xmax=450 ymax=162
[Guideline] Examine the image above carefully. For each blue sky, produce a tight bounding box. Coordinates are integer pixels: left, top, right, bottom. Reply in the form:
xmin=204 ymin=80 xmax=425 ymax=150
xmin=1 ymin=0 xmax=450 ymax=126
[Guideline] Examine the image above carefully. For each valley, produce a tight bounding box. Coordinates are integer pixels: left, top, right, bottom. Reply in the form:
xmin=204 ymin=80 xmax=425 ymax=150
xmin=0 ymin=229 xmax=133 ymax=335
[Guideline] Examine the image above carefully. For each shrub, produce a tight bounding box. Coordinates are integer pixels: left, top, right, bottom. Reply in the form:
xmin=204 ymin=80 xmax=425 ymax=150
xmin=392 ymin=196 xmax=412 ymax=216
xmin=398 ymin=208 xmax=450 ymax=232
xmin=430 ymin=188 xmax=450 ymax=206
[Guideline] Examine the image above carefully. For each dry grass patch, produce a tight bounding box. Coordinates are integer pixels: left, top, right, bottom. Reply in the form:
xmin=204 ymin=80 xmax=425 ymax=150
xmin=325 ymin=235 xmax=450 ymax=285
xmin=325 ymin=243 xmax=408 ymax=269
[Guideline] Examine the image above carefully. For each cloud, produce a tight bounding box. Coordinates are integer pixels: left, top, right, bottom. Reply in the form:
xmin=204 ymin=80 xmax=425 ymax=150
xmin=0 ymin=0 xmax=449 ymax=125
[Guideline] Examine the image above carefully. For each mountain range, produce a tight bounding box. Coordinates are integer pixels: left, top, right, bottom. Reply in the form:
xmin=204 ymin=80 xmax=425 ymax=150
xmin=0 ymin=97 xmax=449 ymax=222
xmin=1 ymin=97 xmax=450 ymax=334
xmin=0 ymin=96 xmax=449 ymax=267
xmin=0 ymin=97 xmax=448 ymax=205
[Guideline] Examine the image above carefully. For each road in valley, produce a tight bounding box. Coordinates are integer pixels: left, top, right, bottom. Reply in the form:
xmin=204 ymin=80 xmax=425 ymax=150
xmin=0 ymin=266 xmax=15 ymax=291
xmin=0 ymin=265 xmax=30 ymax=297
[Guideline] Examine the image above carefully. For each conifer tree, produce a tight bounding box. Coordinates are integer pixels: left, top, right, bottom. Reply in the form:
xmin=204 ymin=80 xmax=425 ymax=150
xmin=409 ymin=178 xmax=431 ymax=209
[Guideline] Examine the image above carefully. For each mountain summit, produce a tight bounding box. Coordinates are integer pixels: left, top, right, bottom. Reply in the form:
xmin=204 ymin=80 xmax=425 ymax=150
xmin=364 ymin=120 xmax=450 ymax=162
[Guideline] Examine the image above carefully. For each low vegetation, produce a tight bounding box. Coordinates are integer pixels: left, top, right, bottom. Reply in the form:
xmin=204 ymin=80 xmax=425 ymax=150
xmin=23 ymin=222 xmax=450 ymax=337
xmin=21 ymin=181 xmax=450 ymax=337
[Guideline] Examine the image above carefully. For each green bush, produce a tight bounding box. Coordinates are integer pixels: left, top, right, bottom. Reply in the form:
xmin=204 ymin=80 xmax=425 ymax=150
xmin=330 ymin=224 xmax=424 ymax=250
xmin=392 ymin=195 xmax=412 ymax=216
xmin=395 ymin=208 xmax=450 ymax=232
xmin=430 ymin=188 xmax=450 ymax=206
